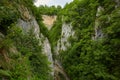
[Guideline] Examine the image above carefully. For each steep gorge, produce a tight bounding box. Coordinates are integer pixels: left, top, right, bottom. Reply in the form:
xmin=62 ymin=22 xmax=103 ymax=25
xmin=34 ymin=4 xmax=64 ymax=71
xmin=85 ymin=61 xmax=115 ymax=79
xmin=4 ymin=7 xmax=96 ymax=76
xmin=0 ymin=0 xmax=120 ymax=80
xmin=41 ymin=15 xmax=71 ymax=80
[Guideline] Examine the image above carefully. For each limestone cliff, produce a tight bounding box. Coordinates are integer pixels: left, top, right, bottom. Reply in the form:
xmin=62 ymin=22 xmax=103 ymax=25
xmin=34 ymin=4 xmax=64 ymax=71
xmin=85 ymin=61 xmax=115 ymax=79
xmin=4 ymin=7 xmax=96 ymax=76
xmin=54 ymin=23 xmax=75 ymax=80
xmin=0 ymin=2 xmax=54 ymax=79
xmin=55 ymin=23 xmax=75 ymax=55
xmin=17 ymin=5 xmax=54 ymax=77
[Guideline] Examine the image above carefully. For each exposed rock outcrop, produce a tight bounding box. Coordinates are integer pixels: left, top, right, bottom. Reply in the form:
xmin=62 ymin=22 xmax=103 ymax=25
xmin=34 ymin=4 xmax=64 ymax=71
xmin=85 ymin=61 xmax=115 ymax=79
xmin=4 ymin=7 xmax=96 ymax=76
xmin=92 ymin=6 xmax=104 ymax=40
xmin=42 ymin=15 xmax=57 ymax=30
xmin=55 ymin=23 xmax=75 ymax=55
xmin=17 ymin=5 xmax=54 ymax=77
xmin=54 ymin=23 xmax=75 ymax=80
xmin=18 ymin=5 xmax=32 ymax=21
xmin=42 ymin=35 xmax=54 ymax=76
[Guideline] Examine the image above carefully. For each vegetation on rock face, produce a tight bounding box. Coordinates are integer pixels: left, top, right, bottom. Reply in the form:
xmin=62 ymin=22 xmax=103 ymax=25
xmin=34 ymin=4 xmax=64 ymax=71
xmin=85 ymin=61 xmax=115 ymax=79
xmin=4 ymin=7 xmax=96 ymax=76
xmin=58 ymin=0 xmax=120 ymax=80
xmin=0 ymin=0 xmax=51 ymax=80
xmin=0 ymin=0 xmax=120 ymax=80
xmin=49 ymin=16 xmax=62 ymax=55
xmin=0 ymin=25 xmax=50 ymax=80
xmin=8 ymin=26 xmax=50 ymax=80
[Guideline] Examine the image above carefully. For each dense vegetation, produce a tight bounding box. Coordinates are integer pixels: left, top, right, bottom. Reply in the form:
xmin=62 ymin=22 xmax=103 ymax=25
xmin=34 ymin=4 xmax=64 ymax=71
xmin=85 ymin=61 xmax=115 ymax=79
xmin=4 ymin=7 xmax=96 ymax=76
xmin=57 ymin=0 xmax=120 ymax=80
xmin=38 ymin=5 xmax=62 ymax=15
xmin=0 ymin=0 xmax=51 ymax=80
xmin=0 ymin=0 xmax=120 ymax=80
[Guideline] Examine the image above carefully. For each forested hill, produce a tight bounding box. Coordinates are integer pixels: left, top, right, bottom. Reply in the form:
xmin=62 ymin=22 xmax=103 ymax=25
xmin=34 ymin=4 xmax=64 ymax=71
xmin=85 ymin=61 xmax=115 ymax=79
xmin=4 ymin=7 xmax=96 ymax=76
xmin=0 ymin=0 xmax=120 ymax=80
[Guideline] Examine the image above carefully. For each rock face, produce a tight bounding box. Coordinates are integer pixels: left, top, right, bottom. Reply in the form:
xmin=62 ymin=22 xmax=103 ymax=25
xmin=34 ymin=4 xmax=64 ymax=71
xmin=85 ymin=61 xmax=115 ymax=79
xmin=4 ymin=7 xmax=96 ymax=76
xmin=17 ymin=18 xmax=40 ymax=39
xmin=42 ymin=15 xmax=57 ymax=30
xmin=55 ymin=23 xmax=75 ymax=55
xmin=54 ymin=23 xmax=75 ymax=80
xmin=42 ymin=15 xmax=74 ymax=79
xmin=17 ymin=5 xmax=73 ymax=79
xmin=17 ymin=5 xmax=40 ymax=39
xmin=17 ymin=5 xmax=54 ymax=77
xmin=41 ymin=35 xmax=54 ymax=76
xmin=18 ymin=5 xmax=31 ymax=21
xmin=92 ymin=6 xmax=104 ymax=40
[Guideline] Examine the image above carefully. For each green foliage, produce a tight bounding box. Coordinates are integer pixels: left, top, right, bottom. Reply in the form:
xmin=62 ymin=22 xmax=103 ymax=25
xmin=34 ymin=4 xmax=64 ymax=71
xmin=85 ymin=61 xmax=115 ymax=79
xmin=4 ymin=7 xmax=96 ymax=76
xmin=0 ymin=0 xmax=36 ymax=35
xmin=1 ymin=0 xmax=120 ymax=80
xmin=49 ymin=18 xmax=62 ymax=45
xmin=0 ymin=0 xmax=52 ymax=80
xmin=49 ymin=16 xmax=62 ymax=56
xmin=0 ymin=1 xmax=20 ymax=34
xmin=0 ymin=23 xmax=50 ymax=80
xmin=0 ymin=70 xmax=11 ymax=77
xmin=58 ymin=0 xmax=120 ymax=80
xmin=8 ymin=25 xmax=51 ymax=80
xmin=38 ymin=5 xmax=62 ymax=15
xmin=29 ymin=4 xmax=49 ymax=38
xmin=38 ymin=20 xmax=49 ymax=38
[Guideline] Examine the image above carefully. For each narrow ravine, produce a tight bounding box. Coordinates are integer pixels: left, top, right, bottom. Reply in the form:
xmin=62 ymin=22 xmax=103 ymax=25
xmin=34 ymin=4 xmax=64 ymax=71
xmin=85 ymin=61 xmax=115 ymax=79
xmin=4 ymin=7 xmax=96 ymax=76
xmin=1 ymin=0 xmax=120 ymax=80
xmin=42 ymin=15 xmax=71 ymax=80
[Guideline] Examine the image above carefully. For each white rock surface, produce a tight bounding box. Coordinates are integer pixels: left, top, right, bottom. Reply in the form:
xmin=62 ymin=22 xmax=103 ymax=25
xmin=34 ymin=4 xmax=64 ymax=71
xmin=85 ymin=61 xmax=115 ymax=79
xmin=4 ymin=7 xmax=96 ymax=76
xmin=17 ymin=7 xmax=54 ymax=76
xmin=55 ymin=23 xmax=75 ymax=55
